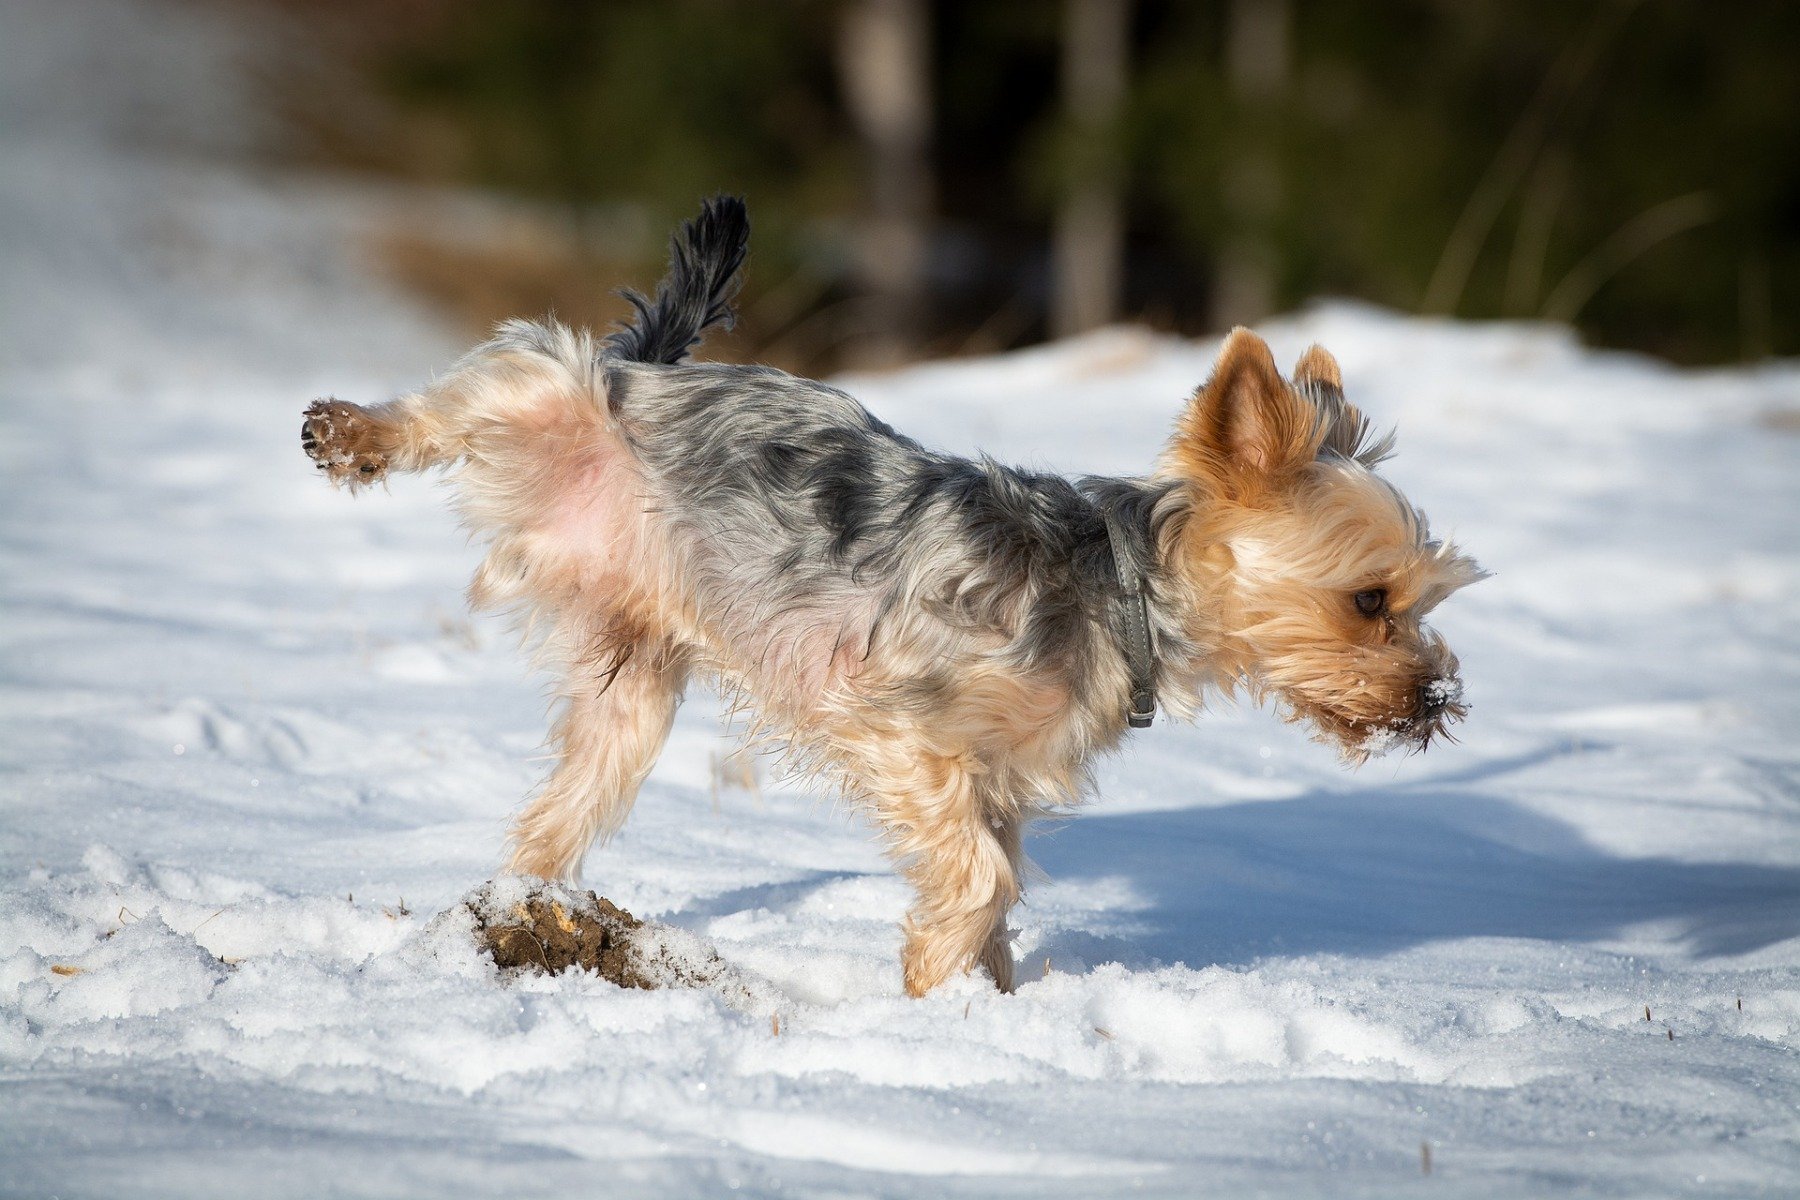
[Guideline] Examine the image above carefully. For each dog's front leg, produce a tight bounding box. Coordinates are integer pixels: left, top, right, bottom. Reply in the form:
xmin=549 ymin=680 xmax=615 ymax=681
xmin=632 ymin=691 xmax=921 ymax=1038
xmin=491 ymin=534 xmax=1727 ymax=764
xmin=878 ymin=755 xmax=1022 ymax=996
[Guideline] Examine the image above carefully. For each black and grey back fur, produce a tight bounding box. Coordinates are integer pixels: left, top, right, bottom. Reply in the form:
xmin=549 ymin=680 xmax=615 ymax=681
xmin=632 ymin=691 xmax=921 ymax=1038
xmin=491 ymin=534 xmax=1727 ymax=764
xmin=606 ymin=360 xmax=1177 ymax=725
xmin=593 ymin=193 xmax=1177 ymax=746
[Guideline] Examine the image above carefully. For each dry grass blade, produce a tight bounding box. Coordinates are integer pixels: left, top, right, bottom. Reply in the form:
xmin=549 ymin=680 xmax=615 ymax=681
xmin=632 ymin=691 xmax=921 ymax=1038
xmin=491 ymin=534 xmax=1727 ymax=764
xmin=1541 ymin=193 xmax=1717 ymax=324
xmin=1422 ymin=0 xmax=1643 ymax=314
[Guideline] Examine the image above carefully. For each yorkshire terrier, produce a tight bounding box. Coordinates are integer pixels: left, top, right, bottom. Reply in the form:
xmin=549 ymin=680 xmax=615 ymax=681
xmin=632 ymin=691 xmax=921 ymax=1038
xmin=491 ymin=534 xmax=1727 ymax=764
xmin=302 ymin=197 xmax=1483 ymax=996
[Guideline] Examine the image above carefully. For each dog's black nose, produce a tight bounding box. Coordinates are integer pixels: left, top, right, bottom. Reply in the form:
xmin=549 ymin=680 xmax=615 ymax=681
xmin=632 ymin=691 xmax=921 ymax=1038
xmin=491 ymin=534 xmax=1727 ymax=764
xmin=1415 ymin=679 xmax=1450 ymax=721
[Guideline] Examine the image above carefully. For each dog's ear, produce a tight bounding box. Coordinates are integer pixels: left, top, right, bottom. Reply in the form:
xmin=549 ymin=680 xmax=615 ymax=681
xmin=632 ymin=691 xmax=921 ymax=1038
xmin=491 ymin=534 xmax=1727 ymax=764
xmin=1292 ymin=344 xmax=1342 ymax=392
xmin=1292 ymin=342 xmax=1397 ymax=467
xmin=1170 ymin=327 xmax=1318 ymax=500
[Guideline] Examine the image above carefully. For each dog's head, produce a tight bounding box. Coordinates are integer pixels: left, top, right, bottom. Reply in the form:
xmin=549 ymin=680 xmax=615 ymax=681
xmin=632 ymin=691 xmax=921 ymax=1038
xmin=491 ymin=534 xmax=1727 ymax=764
xmin=1158 ymin=329 xmax=1485 ymax=762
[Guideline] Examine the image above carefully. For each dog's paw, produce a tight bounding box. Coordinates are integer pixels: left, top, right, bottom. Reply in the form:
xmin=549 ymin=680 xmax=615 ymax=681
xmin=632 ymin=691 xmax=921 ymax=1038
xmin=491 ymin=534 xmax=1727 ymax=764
xmin=302 ymin=399 xmax=388 ymax=486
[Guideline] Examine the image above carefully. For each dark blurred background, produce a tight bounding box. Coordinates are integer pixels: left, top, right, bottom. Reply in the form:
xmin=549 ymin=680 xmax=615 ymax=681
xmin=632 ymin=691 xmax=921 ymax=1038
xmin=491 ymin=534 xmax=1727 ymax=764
xmin=251 ymin=0 xmax=1796 ymax=372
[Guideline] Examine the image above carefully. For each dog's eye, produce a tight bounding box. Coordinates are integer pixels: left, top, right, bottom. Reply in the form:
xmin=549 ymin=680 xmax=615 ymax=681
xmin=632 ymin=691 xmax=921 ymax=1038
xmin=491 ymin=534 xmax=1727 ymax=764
xmin=1353 ymin=588 xmax=1387 ymax=617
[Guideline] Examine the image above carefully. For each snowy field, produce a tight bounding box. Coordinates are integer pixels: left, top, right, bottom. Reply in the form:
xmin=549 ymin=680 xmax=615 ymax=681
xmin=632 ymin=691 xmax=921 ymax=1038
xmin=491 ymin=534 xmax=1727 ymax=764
xmin=4 ymin=3 xmax=1799 ymax=1197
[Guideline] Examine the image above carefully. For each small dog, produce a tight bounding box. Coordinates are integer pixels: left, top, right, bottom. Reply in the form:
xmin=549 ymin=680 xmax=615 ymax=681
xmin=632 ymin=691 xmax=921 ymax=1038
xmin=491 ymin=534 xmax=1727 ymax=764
xmin=302 ymin=197 xmax=1483 ymax=995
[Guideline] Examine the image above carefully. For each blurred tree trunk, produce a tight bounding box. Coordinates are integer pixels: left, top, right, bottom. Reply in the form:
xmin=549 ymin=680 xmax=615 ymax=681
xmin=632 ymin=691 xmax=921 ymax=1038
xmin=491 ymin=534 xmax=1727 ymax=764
xmin=1052 ymin=0 xmax=1131 ymax=339
xmin=838 ymin=0 xmax=933 ymax=367
xmin=1213 ymin=0 xmax=1289 ymax=329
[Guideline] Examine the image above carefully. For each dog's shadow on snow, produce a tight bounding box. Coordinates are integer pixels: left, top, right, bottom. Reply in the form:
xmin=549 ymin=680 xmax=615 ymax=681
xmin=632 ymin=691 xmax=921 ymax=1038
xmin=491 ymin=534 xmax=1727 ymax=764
xmin=1027 ymin=761 xmax=1800 ymax=970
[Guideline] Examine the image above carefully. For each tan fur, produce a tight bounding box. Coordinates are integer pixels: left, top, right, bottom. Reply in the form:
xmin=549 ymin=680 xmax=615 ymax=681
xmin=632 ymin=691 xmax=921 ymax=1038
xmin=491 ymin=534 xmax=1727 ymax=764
xmin=1292 ymin=343 xmax=1344 ymax=390
xmin=304 ymin=324 xmax=1480 ymax=995
xmin=1156 ymin=329 xmax=1483 ymax=762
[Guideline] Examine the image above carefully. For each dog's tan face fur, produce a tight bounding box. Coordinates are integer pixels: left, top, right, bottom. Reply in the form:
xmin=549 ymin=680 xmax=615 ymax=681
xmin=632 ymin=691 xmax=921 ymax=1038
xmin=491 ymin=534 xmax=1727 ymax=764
xmin=1159 ymin=329 xmax=1485 ymax=761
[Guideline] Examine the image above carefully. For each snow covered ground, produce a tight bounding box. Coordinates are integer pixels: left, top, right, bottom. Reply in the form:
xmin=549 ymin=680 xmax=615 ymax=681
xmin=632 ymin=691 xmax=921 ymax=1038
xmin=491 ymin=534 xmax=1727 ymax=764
xmin=3 ymin=2 xmax=1798 ymax=1196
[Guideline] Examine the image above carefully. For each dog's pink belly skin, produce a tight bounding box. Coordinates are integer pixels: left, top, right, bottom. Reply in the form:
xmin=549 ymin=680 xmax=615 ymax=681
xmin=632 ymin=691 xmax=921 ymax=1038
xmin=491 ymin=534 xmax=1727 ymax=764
xmin=539 ymin=434 xmax=668 ymax=602
xmin=461 ymin=407 xmax=685 ymax=645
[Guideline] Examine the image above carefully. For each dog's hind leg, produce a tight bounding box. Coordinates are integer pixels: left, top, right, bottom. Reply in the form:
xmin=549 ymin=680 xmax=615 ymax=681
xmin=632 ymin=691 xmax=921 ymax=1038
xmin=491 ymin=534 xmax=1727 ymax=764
xmin=300 ymin=395 xmax=413 ymax=486
xmin=302 ymin=320 xmax=602 ymax=488
xmin=504 ymin=628 xmax=688 ymax=882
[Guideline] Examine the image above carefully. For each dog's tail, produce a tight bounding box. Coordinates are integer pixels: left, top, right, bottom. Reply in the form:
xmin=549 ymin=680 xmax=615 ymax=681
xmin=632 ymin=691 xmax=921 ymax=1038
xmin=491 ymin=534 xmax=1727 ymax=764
xmin=604 ymin=195 xmax=750 ymax=365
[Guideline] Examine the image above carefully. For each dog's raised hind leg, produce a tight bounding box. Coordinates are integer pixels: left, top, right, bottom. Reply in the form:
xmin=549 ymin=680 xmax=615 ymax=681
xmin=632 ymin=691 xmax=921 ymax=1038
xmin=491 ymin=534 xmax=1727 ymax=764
xmin=302 ymin=319 xmax=603 ymax=487
xmin=300 ymin=397 xmax=413 ymax=486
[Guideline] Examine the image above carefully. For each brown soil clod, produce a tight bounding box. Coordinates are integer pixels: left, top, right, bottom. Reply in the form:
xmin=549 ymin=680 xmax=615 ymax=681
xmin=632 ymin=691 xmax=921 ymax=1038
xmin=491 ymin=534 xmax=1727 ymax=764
xmin=459 ymin=878 xmax=762 ymax=1004
xmin=474 ymin=889 xmax=655 ymax=987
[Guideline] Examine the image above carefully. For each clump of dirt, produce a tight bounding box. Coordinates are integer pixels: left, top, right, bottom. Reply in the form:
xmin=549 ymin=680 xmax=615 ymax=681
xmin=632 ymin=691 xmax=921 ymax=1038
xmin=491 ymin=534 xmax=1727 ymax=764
xmin=472 ymin=887 xmax=655 ymax=986
xmin=459 ymin=878 xmax=761 ymax=1004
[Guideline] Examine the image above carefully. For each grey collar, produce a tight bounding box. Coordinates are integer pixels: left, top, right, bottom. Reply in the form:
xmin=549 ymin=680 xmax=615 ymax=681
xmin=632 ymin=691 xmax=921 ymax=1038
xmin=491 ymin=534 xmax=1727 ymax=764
xmin=1103 ymin=509 xmax=1158 ymax=729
